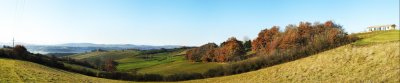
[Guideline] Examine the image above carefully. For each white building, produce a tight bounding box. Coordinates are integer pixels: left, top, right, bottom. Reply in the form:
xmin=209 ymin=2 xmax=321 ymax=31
xmin=366 ymin=24 xmax=396 ymax=32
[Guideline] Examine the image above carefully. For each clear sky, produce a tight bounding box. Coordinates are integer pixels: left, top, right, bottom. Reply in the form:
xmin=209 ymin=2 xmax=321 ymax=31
xmin=0 ymin=0 xmax=398 ymax=46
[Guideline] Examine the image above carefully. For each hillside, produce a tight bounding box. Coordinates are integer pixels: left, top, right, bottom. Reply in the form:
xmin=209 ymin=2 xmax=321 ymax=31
xmin=138 ymin=59 xmax=223 ymax=75
xmin=186 ymin=30 xmax=400 ymax=82
xmin=69 ymin=49 xmax=223 ymax=76
xmin=354 ymin=30 xmax=400 ymax=45
xmin=0 ymin=58 xmax=125 ymax=82
xmin=68 ymin=50 xmax=141 ymax=61
xmin=1 ymin=30 xmax=397 ymax=82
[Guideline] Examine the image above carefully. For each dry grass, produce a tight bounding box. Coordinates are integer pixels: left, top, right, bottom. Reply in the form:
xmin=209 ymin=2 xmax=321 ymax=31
xmin=185 ymin=31 xmax=400 ymax=83
xmin=185 ymin=42 xmax=399 ymax=83
xmin=138 ymin=60 xmax=223 ymax=76
xmin=0 ymin=58 xmax=128 ymax=83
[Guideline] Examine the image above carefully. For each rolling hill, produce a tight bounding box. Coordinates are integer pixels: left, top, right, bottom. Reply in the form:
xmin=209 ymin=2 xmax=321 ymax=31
xmin=185 ymin=30 xmax=400 ymax=82
xmin=68 ymin=48 xmax=224 ymax=76
xmin=1 ymin=30 xmax=397 ymax=82
xmin=0 ymin=58 xmax=125 ymax=82
xmin=68 ymin=50 xmax=141 ymax=62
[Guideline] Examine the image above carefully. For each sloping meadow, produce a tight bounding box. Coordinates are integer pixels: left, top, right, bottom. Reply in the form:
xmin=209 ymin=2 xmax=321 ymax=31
xmin=185 ymin=30 xmax=399 ymax=82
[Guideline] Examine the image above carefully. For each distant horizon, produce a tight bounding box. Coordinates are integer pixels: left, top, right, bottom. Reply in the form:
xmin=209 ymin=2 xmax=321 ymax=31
xmin=0 ymin=42 xmax=185 ymax=47
xmin=0 ymin=0 xmax=398 ymax=46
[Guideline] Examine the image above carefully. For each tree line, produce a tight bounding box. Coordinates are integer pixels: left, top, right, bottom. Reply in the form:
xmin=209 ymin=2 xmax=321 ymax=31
xmin=0 ymin=45 xmax=118 ymax=78
xmin=186 ymin=21 xmax=357 ymax=63
xmin=251 ymin=21 xmax=357 ymax=56
xmin=0 ymin=45 xmax=65 ymax=69
xmin=179 ymin=21 xmax=358 ymax=80
xmin=0 ymin=21 xmax=359 ymax=82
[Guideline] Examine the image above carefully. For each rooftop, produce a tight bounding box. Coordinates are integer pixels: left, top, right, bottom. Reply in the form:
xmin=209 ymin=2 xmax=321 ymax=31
xmin=367 ymin=24 xmax=396 ymax=28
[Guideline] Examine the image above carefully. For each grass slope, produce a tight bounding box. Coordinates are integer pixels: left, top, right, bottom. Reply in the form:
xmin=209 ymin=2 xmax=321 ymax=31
xmin=353 ymin=30 xmax=399 ymax=45
xmin=69 ymin=49 xmax=223 ymax=76
xmin=116 ymin=50 xmax=184 ymax=72
xmin=186 ymin=30 xmax=400 ymax=82
xmin=139 ymin=59 xmax=223 ymax=76
xmin=116 ymin=50 xmax=223 ymax=75
xmin=69 ymin=50 xmax=141 ymax=62
xmin=0 ymin=58 xmax=126 ymax=82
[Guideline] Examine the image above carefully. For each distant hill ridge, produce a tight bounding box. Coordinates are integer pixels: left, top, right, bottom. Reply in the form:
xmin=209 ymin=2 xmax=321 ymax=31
xmin=0 ymin=42 xmax=182 ymax=54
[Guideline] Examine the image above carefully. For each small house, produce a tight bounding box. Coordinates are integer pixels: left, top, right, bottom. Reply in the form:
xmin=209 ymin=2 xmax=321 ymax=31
xmin=366 ymin=24 xmax=396 ymax=32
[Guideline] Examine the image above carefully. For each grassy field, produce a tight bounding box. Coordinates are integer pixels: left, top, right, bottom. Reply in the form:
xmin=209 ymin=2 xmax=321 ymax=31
xmin=69 ymin=48 xmax=224 ymax=76
xmin=138 ymin=59 xmax=223 ymax=76
xmin=116 ymin=49 xmax=224 ymax=76
xmin=0 ymin=48 xmax=221 ymax=82
xmin=68 ymin=50 xmax=141 ymax=62
xmin=0 ymin=58 xmax=126 ymax=83
xmin=116 ymin=50 xmax=184 ymax=72
xmin=186 ymin=30 xmax=400 ymax=82
xmin=353 ymin=30 xmax=399 ymax=45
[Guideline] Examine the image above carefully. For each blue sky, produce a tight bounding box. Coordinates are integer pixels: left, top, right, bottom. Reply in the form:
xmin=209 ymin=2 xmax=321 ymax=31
xmin=0 ymin=0 xmax=398 ymax=46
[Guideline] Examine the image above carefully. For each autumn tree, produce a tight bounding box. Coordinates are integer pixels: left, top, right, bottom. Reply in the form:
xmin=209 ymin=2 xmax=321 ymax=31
xmin=185 ymin=37 xmax=245 ymax=62
xmin=251 ymin=26 xmax=281 ymax=55
xmin=187 ymin=21 xmax=355 ymax=63
xmin=215 ymin=37 xmax=245 ymax=62
xmin=279 ymin=25 xmax=299 ymax=49
xmin=251 ymin=21 xmax=355 ymax=56
xmin=104 ymin=58 xmax=117 ymax=72
xmin=199 ymin=43 xmax=218 ymax=62
xmin=296 ymin=22 xmax=313 ymax=46
xmin=185 ymin=43 xmax=218 ymax=62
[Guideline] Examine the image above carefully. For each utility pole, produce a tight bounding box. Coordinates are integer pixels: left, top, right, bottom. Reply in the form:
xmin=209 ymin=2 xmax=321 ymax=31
xmin=12 ymin=37 xmax=15 ymax=47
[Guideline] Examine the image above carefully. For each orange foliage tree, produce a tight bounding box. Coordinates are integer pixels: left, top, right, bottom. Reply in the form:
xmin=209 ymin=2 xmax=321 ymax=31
xmin=215 ymin=37 xmax=245 ymax=62
xmin=251 ymin=26 xmax=281 ymax=55
xmin=252 ymin=21 xmax=355 ymax=56
xmin=185 ymin=37 xmax=245 ymax=62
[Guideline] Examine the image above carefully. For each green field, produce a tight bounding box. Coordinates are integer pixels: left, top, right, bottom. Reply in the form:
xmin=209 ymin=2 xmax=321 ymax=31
xmin=353 ymin=30 xmax=400 ymax=45
xmin=139 ymin=60 xmax=224 ymax=76
xmin=116 ymin=50 xmax=184 ymax=71
xmin=69 ymin=49 xmax=224 ymax=76
xmin=68 ymin=50 xmax=141 ymax=62
xmin=0 ymin=58 xmax=126 ymax=82
xmin=115 ymin=49 xmax=223 ymax=75
xmin=186 ymin=30 xmax=400 ymax=82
